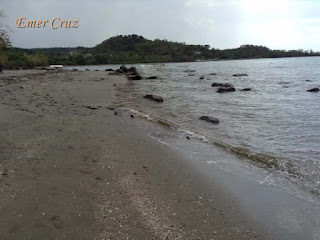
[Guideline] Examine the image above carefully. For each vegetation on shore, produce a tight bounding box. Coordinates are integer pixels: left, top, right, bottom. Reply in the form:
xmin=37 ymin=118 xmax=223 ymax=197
xmin=1 ymin=34 xmax=320 ymax=69
xmin=0 ymin=10 xmax=11 ymax=65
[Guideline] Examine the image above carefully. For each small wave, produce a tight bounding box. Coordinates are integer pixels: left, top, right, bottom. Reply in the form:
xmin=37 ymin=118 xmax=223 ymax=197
xmin=179 ymin=129 xmax=212 ymax=143
xmin=126 ymin=108 xmax=178 ymax=130
xmin=125 ymin=108 xmax=296 ymax=170
xmin=148 ymin=134 xmax=170 ymax=146
xmin=180 ymin=129 xmax=301 ymax=175
xmin=118 ymin=107 xmax=320 ymax=196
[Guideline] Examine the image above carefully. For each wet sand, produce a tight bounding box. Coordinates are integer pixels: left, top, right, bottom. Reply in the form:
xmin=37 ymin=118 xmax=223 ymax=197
xmin=0 ymin=70 xmax=271 ymax=239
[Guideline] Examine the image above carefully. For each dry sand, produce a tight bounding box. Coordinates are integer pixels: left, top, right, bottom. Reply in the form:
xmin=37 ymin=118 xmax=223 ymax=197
xmin=0 ymin=70 xmax=271 ymax=239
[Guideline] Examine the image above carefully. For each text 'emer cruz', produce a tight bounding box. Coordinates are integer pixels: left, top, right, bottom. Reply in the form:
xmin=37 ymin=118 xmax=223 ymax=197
xmin=16 ymin=18 xmax=79 ymax=29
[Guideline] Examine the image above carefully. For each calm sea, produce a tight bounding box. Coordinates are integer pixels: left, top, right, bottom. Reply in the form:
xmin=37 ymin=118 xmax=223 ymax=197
xmin=70 ymin=57 xmax=320 ymax=196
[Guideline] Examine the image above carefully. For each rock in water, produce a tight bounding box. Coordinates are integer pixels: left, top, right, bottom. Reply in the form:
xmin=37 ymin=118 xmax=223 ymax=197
xmin=211 ymin=83 xmax=222 ymax=87
xmin=199 ymin=76 xmax=205 ymax=80
xmin=199 ymin=116 xmax=219 ymax=125
xmin=211 ymin=82 xmax=233 ymax=87
xmin=105 ymin=69 xmax=114 ymax=71
xmin=128 ymin=67 xmax=138 ymax=75
xmin=217 ymin=87 xmax=236 ymax=93
xmin=307 ymin=88 xmax=320 ymax=92
xmin=233 ymin=74 xmax=248 ymax=77
xmin=128 ymin=75 xmax=142 ymax=80
xmin=241 ymin=88 xmax=252 ymax=91
xmin=146 ymin=76 xmax=158 ymax=80
xmin=126 ymin=67 xmax=143 ymax=80
xmin=120 ymin=65 xmax=128 ymax=72
xmin=144 ymin=94 xmax=164 ymax=103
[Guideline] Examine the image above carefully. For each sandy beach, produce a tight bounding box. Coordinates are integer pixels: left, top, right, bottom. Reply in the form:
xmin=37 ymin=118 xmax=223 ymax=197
xmin=0 ymin=69 xmax=271 ymax=239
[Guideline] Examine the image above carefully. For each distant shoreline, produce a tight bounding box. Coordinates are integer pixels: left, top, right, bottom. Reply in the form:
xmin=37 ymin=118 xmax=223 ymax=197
xmin=4 ymin=55 xmax=320 ymax=70
xmin=2 ymin=35 xmax=320 ymax=69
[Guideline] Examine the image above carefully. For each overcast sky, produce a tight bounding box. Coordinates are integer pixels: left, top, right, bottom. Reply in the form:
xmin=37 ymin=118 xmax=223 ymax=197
xmin=1 ymin=0 xmax=320 ymax=50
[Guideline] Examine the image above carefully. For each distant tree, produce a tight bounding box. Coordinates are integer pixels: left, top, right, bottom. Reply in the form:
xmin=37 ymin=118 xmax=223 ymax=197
xmin=0 ymin=10 xmax=11 ymax=66
xmin=75 ymin=55 xmax=86 ymax=65
xmin=1 ymin=33 xmax=320 ymax=68
xmin=0 ymin=10 xmax=10 ymax=48
xmin=28 ymin=53 xmax=48 ymax=66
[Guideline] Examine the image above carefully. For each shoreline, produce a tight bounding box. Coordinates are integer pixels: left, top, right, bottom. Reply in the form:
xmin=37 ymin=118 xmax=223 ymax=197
xmin=0 ymin=70 xmax=271 ymax=239
xmin=4 ymin=55 xmax=320 ymax=71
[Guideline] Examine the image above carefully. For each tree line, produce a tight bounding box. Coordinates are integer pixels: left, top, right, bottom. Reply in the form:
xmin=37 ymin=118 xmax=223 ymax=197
xmin=1 ymin=34 xmax=320 ymax=69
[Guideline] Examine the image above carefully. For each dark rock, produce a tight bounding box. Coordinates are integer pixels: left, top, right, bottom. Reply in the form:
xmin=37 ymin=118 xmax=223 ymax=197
xmin=233 ymin=74 xmax=248 ymax=77
xmin=185 ymin=70 xmax=196 ymax=73
xmin=146 ymin=76 xmax=158 ymax=80
xmin=186 ymin=136 xmax=190 ymax=140
xmin=199 ymin=116 xmax=219 ymax=125
xmin=188 ymin=74 xmax=195 ymax=76
xmin=217 ymin=87 xmax=236 ymax=93
xmin=120 ymin=65 xmax=128 ymax=72
xmin=199 ymin=76 xmax=205 ymax=80
xmin=127 ymin=67 xmax=138 ymax=75
xmin=85 ymin=69 xmax=90 ymax=71
xmin=209 ymin=73 xmax=217 ymax=75
xmin=212 ymin=83 xmax=223 ymax=87
xmin=128 ymin=75 xmax=142 ymax=80
xmin=73 ymin=69 xmax=78 ymax=71
xmin=130 ymin=115 xmax=134 ymax=118
xmin=307 ymin=88 xmax=320 ymax=92
xmin=211 ymin=82 xmax=233 ymax=88
xmin=105 ymin=69 xmax=114 ymax=71
xmin=241 ymin=88 xmax=252 ymax=91
xmin=306 ymin=80 xmax=312 ymax=82
xmin=144 ymin=94 xmax=164 ymax=103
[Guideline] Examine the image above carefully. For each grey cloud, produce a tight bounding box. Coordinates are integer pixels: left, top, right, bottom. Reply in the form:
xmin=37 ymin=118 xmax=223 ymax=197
xmin=1 ymin=0 xmax=320 ymax=50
